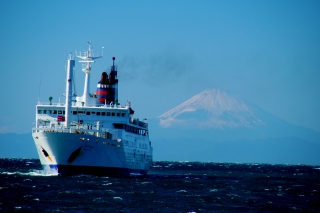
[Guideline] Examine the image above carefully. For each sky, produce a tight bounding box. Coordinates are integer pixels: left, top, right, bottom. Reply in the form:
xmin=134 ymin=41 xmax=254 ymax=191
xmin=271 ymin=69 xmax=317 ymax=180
xmin=0 ymin=0 xmax=319 ymax=134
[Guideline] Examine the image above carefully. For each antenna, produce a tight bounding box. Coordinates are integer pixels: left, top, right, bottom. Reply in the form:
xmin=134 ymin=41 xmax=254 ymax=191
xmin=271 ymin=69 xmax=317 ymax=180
xmin=76 ymin=42 xmax=102 ymax=107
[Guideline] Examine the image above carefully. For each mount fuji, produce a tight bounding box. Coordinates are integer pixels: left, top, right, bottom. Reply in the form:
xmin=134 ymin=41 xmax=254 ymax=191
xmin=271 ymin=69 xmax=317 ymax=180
xmin=158 ymin=88 xmax=264 ymax=129
xmin=150 ymin=89 xmax=320 ymax=165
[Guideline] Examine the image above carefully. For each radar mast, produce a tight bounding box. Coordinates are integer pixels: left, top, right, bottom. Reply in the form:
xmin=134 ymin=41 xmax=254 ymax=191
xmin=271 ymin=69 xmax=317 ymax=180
xmin=76 ymin=42 xmax=102 ymax=106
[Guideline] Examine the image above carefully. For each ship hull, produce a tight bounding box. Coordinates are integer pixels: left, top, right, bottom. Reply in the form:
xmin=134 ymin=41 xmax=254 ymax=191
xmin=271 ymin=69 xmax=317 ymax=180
xmin=32 ymin=131 xmax=151 ymax=176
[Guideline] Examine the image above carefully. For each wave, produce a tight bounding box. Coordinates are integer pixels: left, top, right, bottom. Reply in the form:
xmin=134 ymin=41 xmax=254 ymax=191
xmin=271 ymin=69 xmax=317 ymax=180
xmin=1 ymin=170 xmax=58 ymax=176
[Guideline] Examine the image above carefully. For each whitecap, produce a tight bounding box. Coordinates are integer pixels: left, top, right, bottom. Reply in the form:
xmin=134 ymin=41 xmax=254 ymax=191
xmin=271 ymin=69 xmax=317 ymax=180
xmin=113 ymin=197 xmax=123 ymax=200
xmin=3 ymin=172 xmax=15 ymax=175
xmin=20 ymin=170 xmax=58 ymax=177
xmin=0 ymin=169 xmax=57 ymax=177
xmin=176 ymin=190 xmax=187 ymax=193
xmin=102 ymin=183 xmax=112 ymax=186
xmin=140 ymin=182 xmax=151 ymax=185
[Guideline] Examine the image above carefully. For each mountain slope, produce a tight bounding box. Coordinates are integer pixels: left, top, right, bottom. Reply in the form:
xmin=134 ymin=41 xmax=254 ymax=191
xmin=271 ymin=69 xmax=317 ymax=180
xmin=151 ymin=88 xmax=320 ymax=165
xmin=158 ymin=89 xmax=264 ymax=129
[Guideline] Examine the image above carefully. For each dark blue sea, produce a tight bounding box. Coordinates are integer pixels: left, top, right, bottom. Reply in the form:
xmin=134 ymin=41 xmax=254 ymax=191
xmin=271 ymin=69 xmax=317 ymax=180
xmin=0 ymin=159 xmax=319 ymax=212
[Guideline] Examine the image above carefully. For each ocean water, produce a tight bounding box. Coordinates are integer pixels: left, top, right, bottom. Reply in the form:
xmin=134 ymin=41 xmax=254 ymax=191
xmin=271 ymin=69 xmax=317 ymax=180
xmin=0 ymin=159 xmax=319 ymax=213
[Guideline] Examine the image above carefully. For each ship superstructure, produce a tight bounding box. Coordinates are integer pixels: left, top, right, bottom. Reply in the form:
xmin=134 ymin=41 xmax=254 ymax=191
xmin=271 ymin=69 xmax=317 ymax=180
xmin=32 ymin=43 xmax=152 ymax=176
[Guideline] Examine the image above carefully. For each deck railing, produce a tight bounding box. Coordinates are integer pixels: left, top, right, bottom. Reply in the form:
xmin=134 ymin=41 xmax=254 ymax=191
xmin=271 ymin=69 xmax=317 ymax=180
xmin=36 ymin=102 xmax=127 ymax=109
xmin=32 ymin=127 xmax=119 ymax=140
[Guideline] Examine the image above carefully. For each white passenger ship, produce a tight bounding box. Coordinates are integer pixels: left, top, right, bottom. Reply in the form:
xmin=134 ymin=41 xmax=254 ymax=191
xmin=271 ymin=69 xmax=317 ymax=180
xmin=32 ymin=43 xmax=153 ymax=176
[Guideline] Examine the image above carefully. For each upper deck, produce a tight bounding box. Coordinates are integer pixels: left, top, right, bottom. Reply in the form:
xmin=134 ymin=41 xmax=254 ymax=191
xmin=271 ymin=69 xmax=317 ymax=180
xmin=35 ymin=101 xmax=148 ymax=130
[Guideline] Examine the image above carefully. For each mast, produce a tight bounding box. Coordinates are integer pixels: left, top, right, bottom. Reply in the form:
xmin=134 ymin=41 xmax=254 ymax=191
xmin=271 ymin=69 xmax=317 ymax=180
xmin=65 ymin=54 xmax=75 ymax=128
xmin=76 ymin=42 xmax=102 ymax=106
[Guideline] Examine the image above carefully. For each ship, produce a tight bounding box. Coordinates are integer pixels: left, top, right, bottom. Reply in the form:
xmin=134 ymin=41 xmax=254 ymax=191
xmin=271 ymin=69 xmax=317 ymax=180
xmin=32 ymin=42 xmax=153 ymax=176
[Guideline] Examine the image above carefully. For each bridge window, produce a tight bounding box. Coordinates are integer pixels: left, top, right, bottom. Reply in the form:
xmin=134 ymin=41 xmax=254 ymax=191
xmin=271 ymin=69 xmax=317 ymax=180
xmin=73 ymin=111 xmax=77 ymax=115
xmin=97 ymin=112 xmax=100 ymax=116
xmin=114 ymin=124 xmax=124 ymax=129
xmin=53 ymin=110 xmax=57 ymax=114
xmin=102 ymin=112 xmax=105 ymax=116
xmin=38 ymin=110 xmax=43 ymax=114
xmin=58 ymin=111 xmax=62 ymax=114
xmin=112 ymin=113 xmax=115 ymax=116
xmin=107 ymin=112 xmax=110 ymax=116
xmin=86 ymin=112 xmax=90 ymax=115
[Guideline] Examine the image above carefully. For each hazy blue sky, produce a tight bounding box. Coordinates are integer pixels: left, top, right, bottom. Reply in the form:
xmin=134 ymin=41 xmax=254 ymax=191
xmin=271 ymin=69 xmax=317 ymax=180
xmin=1 ymin=0 xmax=319 ymax=133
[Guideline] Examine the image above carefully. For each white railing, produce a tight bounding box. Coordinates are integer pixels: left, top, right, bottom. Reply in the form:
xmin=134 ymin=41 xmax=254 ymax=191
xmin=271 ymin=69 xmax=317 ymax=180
xmin=32 ymin=127 xmax=119 ymax=140
xmin=36 ymin=101 xmax=127 ymax=109
xmin=32 ymin=127 xmax=72 ymax=133
xmin=37 ymin=102 xmax=65 ymax=106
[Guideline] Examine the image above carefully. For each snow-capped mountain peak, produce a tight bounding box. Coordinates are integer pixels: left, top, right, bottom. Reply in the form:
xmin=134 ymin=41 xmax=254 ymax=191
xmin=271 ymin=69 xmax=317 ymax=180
xmin=158 ymin=88 xmax=264 ymax=129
